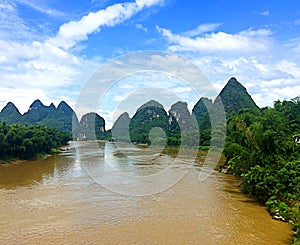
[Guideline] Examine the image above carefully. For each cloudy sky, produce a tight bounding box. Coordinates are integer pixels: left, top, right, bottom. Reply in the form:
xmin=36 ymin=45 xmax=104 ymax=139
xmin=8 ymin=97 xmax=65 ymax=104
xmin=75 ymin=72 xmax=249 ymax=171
xmin=0 ymin=0 xmax=300 ymax=128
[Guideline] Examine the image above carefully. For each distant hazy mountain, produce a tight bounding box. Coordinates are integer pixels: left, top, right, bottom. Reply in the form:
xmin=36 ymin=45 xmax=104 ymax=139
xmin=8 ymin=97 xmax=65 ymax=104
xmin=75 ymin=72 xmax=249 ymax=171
xmin=77 ymin=112 xmax=105 ymax=140
xmin=169 ymin=102 xmax=190 ymax=128
xmin=111 ymin=112 xmax=131 ymax=142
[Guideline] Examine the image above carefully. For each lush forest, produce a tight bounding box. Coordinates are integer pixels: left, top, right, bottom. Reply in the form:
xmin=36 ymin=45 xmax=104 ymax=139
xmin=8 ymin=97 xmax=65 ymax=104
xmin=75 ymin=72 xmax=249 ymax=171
xmin=0 ymin=122 xmax=72 ymax=161
xmin=223 ymin=97 xmax=300 ymax=244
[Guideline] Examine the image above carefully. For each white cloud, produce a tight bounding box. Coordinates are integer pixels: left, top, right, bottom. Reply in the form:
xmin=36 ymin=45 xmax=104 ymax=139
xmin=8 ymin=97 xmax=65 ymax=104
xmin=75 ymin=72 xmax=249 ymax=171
xmin=172 ymin=87 xmax=192 ymax=93
xmin=113 ymin=94 xmax=129 ymax=102
xmin=49 ymin=0 xmax=164 ymax=50
xmin=97 ymin=108 xmax=117 ymax=129
xmin=135 ymin=23 xmax=148 ymax=32
xmin=182 ymin=23 xmax=221 ymax=37
xmin=15 ymin=0 xmax=66 ymax=17
xmin=0 ymin=0 xmax=165 ymax=114
xmin=0 ymin=88 xmax=49 ymax=114
xmin=0 ymin=40 xmax=87 ymax=90
xmin=0 ymin=0 xmax=36 ymax=41
xmin=257 ymin=10 xmax=270 ymax=16
xmin=136 ymin=0 xmax=164 ymax=8
xmin=157 ymin=26 xmax=273 ymax=53
xmin=0 ymin=2 xmax=14 ymax=11
xmin=193 ymin=55 xmax=300 ymax=107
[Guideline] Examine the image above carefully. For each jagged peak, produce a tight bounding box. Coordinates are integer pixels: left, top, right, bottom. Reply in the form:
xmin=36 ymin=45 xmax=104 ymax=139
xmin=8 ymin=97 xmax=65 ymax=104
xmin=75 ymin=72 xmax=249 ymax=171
xmin=192 ymin=97 xmax=212 ymax=111
xmin=58 ymin=100 xmax=69 ymax=107
xmin=169 ymin=101 xmax=190 ymax=116
xmin=228 ymin=77 xmax=239 ymax=84
xmin=57 ymin=100 xmax=73 ymax=112
xmin=137 ymin=100 xmax=164 ymax=111
xmin=199 ymin=97 xmax=213 ymax=104
xmin=29 ymin=99 xmax=44 ymax=109
xmin=112 ymin=112 xmax=131 ymax=129
xmin=80 ymin=112 xmax=104 ymax=120
xmin=116 ymin=112 xmax=130 ymax=119
xmin=221 ymin=77 xmax=247 ymax=93
xmin=48 ymin=103 xmax=56 ymax=110
xmin=170 ymin=101 xmax=188 ymax=108
xmin=1 ymin=102 xmax=21 ymax=115
xmin=216 ymin=77 xmax=259 ymax=114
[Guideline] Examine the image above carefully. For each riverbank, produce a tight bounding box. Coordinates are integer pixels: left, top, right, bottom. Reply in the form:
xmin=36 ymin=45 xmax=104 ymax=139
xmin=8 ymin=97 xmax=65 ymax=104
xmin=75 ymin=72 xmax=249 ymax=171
xmin=0 ymin=147 xmax=64 ymax=166
xmin=0 ymin=122 xmax=72 ymax=162
xmin=219 ymin=163 xmax=300 ymax=244
xmin=0 ymin=158 xmax=25 ymax=166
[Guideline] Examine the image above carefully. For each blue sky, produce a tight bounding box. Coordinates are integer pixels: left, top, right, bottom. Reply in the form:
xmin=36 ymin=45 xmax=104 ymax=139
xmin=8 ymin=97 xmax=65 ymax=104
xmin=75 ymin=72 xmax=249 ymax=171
xmin=0 ymin=0 xmax=300 ymax=128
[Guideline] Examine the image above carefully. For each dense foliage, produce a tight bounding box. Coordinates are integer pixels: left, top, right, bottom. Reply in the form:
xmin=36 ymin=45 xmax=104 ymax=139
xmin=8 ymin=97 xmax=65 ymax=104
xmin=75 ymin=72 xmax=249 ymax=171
xmin=223 ymin=97 xmax=300 ymax=243
xmin=0 ymin=122 xmax=72 ymax=160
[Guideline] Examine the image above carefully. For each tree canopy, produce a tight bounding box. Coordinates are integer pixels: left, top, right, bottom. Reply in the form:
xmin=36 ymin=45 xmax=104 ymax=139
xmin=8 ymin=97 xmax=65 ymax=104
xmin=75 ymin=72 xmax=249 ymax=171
xmin=223 ymin=97 xmax=300 ymax=243
xmin=0 ymin=122 xmax=71 ymax=160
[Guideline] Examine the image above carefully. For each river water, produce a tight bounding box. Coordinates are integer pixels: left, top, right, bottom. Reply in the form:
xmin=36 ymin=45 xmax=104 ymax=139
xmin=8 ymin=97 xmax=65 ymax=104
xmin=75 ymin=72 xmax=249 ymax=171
xmin=0 ymin=142 xmax=292 ymax=244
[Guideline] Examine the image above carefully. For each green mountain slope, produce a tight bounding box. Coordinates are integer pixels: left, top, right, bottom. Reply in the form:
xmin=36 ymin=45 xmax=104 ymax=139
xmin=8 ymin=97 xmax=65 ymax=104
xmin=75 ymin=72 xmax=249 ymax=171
xmin=216 ymin=77 xmax=259 ymax=115
xmin=0 ymin=102 xmax=22 ymax=124
xmin=2 ymin=99 xmax=79 ymax=132
xmin=129 ymin=100 xmax=169 ymax=144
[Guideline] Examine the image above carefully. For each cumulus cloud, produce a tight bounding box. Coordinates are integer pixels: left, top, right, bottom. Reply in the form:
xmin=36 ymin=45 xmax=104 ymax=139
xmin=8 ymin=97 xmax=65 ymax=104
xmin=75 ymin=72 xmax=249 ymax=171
xmin=182 ymin=23 xmax=221 ymax=37
xmin=257 ymin=10 xmax=270 ymax=16
xmin=0 ymin=0 xmax=165 ymax=113
xmin=135 ymin=23 xmax=148 ymax=32
xmin=157 ymin=26 xmax=273 ymax=53
xmin=49 ymin=0 xmax=164 ymax=50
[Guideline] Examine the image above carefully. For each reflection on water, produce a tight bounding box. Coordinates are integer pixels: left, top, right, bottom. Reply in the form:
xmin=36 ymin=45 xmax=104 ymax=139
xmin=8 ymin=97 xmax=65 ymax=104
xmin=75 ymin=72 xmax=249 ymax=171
xmin=0 ymin=146 xmax=81 ymax=188
xmin=0 ymin=142 xmax=292 ymax=244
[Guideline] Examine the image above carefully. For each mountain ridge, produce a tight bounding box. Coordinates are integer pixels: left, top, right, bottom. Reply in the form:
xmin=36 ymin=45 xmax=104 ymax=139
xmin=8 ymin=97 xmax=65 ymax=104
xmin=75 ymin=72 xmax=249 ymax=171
xmin=0 ymin=77 xmax=260 ymax=142
xmin=0 ymin=100 xmax=106 ymax=140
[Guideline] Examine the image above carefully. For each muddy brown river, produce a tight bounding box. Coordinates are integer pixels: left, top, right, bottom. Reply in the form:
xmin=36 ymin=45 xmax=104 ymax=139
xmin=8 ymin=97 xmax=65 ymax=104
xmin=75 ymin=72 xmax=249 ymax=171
xmin=0 ymin=142 xmax=292 ymax=244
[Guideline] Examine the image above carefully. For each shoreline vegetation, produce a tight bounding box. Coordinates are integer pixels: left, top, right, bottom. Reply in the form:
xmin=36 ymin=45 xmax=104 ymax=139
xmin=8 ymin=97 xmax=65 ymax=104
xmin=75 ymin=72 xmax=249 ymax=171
xmin=220 ymin=97 xmax=300 ymax=244
xmin=0 ymin=122 xmax=72 ymax=164
xmin=0 ymin=150 xmax=59 ymax=166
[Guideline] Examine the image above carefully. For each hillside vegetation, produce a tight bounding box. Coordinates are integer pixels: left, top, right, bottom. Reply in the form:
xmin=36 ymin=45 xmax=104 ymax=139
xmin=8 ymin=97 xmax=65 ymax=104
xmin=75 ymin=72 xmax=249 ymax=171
xmin=223 ymin=97 xmax=300 ymax=243
xmin=0 ymin=122 xmax=71 ymax=161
